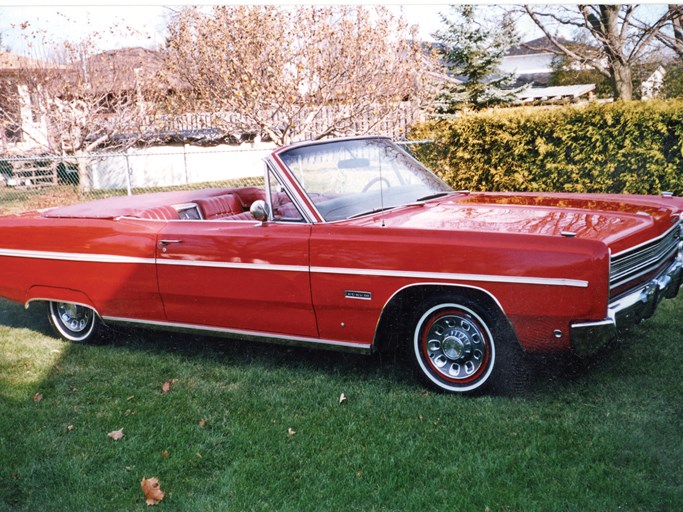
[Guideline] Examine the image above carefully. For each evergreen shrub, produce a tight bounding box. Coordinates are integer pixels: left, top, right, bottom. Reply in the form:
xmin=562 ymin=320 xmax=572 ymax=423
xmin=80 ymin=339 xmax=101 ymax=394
xmin=410 ymin=100 xmax=683 ymax=196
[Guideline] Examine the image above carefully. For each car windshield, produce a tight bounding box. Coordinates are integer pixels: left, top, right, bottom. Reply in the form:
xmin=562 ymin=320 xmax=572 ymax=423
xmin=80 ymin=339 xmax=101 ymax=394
xmin=277 ymin=138 xmax=452 ymax=221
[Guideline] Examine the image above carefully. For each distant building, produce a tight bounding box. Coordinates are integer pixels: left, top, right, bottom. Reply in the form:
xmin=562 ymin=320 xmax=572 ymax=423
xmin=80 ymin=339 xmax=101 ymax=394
xmin=516 ymin=84 xmax=596 ymax=104
xmin=0 ymin=52 xmax=56 ymax=156
xmin=0 ymin=47 xmax=166 ymax=157
xmin=641 ymin=65 xmax=666 ymax=100
xmin=500 ymin=37 xmax=557 ymax=86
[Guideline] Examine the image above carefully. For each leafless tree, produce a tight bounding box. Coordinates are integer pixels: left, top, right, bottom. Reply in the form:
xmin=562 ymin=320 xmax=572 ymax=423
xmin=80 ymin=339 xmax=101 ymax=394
xmin=160 ymin=5 xmax=435 ymax=146
xmin=522 ymin=4 xmax=673 ymax=100
xmin=654 ymin=5 xmax=683 ymax=60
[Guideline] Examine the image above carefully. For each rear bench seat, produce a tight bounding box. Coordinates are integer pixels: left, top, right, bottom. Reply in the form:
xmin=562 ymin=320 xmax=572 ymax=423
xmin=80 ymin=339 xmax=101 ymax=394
xmin=134 ymin=189 xmax=265 ymax=222
xmin=137 ymin=205 xmax=180 ymax=220
xmin=195 ymin=193 xmax=248 ymax=220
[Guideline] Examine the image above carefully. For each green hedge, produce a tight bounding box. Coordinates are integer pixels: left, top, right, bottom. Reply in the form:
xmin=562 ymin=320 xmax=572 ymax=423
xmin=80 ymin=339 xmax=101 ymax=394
xmin=410 ymin=100 xmax=683 ymax=196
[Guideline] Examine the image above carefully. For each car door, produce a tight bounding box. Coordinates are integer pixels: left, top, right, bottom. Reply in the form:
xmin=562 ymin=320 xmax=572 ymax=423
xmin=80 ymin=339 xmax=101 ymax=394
xmin=155 ymin=218 xmax=317 ymax=338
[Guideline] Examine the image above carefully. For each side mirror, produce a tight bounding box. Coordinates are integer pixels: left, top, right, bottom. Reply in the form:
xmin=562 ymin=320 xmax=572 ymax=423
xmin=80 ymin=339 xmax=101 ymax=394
xmin=249 ymin=200 xmax=271 ymax=222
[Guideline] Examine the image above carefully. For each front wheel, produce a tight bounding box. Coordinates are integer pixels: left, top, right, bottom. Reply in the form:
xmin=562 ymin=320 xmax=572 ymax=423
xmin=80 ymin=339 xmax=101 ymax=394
xmin=410 ymin=296 xmax=526 ymax=395
xmin=48 ymin=301 xmax=100 ymax=343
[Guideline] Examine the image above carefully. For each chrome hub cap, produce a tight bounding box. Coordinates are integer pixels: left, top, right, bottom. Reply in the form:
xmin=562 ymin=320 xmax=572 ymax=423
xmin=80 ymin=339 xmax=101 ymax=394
xmin=425 ymin=314 xmax=486 ymax=381
xmin=57 ymin=303 xmax=92 ymax=333
xmin=441 ymin=333 xmax=471 ymax=360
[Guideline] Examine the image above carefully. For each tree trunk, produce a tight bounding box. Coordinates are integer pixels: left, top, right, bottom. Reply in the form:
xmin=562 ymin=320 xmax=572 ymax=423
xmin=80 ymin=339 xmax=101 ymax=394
xmin=671 ymin=5 xmax=683 ymax=59
xmin=610 ymin=60 xmax=633 ymax=101
xmin=589 ymin=6 xmax=634 ymax=101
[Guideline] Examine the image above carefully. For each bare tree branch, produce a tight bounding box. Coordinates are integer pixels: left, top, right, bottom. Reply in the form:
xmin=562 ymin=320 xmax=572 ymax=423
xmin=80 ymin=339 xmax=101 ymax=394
xmin=523 ymin=4 xmax=669 ymax=100
xmin=653 ymin=5 xmax=683 ymax=59
xmin=524 ymin=5 xmax=611 ymax=78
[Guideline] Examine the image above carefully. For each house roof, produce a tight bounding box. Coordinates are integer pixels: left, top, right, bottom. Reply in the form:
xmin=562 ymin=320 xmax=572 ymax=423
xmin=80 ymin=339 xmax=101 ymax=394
xmin=507 ymin=37 xmax=560 ymax=57
xmin=0 ymin=51 xmax=62 ymax=72
xmin=80 ymin=47 xmax=165 ymax=92
xmin=516 ymin=84 xmax=596 ymax=102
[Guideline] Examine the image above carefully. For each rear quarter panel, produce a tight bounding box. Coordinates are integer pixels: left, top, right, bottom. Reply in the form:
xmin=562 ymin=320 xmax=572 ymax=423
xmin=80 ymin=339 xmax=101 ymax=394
xmin=0 ymin=214 xmax=165 ymax=320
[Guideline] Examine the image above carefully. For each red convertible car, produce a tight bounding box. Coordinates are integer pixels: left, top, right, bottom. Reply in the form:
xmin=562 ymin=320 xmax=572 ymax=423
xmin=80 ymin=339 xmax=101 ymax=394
xmin=0 ymin=137 xmax=681 ymax=394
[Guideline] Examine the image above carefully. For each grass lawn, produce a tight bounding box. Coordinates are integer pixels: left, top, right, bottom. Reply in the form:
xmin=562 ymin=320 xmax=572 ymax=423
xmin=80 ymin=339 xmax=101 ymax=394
xmin=0 ymin=297 xmax=681 ymax=511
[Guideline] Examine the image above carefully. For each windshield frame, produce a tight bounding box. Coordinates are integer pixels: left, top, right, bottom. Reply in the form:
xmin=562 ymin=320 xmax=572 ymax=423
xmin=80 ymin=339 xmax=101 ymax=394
xmin=271 ymin=137 xmax=452 ymax=223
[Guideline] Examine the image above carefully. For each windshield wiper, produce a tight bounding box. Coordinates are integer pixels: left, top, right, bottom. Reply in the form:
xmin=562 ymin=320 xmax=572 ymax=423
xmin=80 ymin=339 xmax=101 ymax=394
xmin=416 ymin=192 xmax=452 ymax=202
xmin=347 ymin=206 xmax=397 ymax=219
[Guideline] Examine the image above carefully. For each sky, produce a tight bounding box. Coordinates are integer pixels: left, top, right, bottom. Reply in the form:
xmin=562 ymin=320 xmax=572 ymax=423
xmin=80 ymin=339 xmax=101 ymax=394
xmin=0 ymin=2 xmax=543 ymax=56
xmin=0 ymin=3 xmax=670 ymax=58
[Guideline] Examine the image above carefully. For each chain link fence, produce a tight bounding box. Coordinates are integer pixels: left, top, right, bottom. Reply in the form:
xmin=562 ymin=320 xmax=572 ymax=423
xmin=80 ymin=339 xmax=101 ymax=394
xmin=0 ymin=143 xmax=275 ymax=214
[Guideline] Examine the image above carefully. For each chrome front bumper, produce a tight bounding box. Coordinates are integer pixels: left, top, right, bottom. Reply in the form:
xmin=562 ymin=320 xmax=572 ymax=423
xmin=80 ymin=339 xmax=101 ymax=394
xmin=571 ymin=258 xmax=682 ymax=357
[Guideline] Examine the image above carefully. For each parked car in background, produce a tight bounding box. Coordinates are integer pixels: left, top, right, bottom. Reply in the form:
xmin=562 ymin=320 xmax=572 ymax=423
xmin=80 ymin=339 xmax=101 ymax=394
xmin=0 ymin=137 xmax=680 ymax=394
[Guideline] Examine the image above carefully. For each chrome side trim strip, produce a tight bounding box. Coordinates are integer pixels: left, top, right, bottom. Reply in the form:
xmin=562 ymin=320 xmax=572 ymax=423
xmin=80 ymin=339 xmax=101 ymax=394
xmin=25 ymin=297 xmax=100 ymax=315
xmin=119 ymin=216 xmax=258 ymax=224
xmin=310 ymin=266 xmax=589 ymax=288
xmin=157 ymin=259 xmax=309 ymax=272
xmin=0 ymin=248 xmax=154 ymax=265
xmin=380 ymin=282 xmax=508 ymax=317
xmin=0 ymin=246 xmax=586 ymax=287
xmin=101 ymin=315 xmax=372 ymax=354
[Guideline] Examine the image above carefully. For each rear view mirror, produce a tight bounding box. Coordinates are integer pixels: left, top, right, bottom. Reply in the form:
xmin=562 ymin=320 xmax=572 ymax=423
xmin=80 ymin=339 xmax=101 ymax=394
xmin=337 ymin=158 xmax=370 ymax=169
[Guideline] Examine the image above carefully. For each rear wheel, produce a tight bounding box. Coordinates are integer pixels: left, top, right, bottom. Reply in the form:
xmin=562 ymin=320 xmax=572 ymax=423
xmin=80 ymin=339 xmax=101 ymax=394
xmin=410 ymin=295 xmax=525 ymax=395
xmin=48 ymin=301 xmax=99 ymax=343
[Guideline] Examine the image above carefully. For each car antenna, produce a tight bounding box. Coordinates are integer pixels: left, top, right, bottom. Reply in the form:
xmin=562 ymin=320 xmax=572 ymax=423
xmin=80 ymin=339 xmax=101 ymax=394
xmin=378 ymin=147 xmax=385 ymax=227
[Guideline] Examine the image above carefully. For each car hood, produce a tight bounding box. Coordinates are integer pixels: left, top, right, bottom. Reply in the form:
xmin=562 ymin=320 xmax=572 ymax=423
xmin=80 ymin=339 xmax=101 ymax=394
xmin=369 ymin=192 xmax=682 ymax=254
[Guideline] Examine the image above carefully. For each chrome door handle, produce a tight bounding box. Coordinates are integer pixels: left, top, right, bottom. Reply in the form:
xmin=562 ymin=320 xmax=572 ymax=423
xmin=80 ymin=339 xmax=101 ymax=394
xmin=159 ymin=239 xmax=182 ymax=253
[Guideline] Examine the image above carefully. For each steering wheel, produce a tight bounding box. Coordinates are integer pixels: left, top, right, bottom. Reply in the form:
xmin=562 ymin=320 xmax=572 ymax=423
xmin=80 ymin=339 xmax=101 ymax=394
xmin=362 ymin=177 xmax=392 ymax=193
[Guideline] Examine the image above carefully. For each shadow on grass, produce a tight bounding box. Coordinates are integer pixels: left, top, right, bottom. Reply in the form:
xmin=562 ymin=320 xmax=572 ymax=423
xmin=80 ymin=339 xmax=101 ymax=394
xmin=108 ymin=325 xmax=415 ymax=387
xmin=0 ymin=297 xmax=658 ymax=398
xmin=0 ymin=299 xmax=53 ymax=333
xmin=0 ymin=296 xmax=633 ymax=398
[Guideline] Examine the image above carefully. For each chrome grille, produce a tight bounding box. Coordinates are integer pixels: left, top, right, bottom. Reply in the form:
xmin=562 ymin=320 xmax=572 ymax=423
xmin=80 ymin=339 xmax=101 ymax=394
xmin=610 ymin=221 xmax=681 ymax=291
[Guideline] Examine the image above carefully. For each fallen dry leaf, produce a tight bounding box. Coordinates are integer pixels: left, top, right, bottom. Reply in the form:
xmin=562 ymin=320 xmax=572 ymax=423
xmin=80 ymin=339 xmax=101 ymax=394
xmin=162 ymin=450 xmax=169 ymax=458
xmin=141 ymin=476 xmax=165 ymax=506
xmin=198 ymin=418 xmax=207 ymax=428
xmin=33 ymin=393 xmax=43 ymax=402
xmin=108 ymin=428 xmax=124 ymax=441
xmin=339 ymin=392 xmax=347 ymax=405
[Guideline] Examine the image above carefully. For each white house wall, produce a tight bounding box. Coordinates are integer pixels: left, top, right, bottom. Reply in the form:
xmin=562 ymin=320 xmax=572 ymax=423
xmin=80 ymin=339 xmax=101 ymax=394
xmin=2 ymin=84 xmax=51 ymax=156
xmin=499 ymin=53 xmax=555 ymax=76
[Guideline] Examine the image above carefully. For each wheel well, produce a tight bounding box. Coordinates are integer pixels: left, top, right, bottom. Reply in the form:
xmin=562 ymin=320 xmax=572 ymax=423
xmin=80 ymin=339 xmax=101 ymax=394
xmin=24 ymin=286 xmax=96 ymax=312
xmin=373 ymin=284 xmax=518 ymax=353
